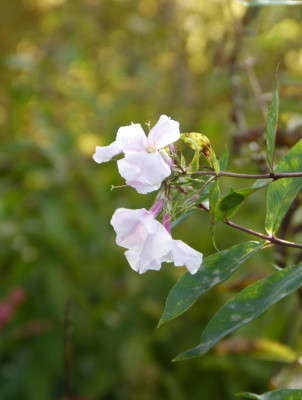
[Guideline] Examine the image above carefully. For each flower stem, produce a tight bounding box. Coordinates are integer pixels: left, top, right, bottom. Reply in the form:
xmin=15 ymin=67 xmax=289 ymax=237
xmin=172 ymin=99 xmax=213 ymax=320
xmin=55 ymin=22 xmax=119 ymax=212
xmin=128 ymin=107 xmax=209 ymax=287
xmin=225 ymin=220 xmax=302 ymax=249
xmin=194 ymin=171 xmax=302 ymax=180
xmin=197 ymin=203 xmax=302 ymax=250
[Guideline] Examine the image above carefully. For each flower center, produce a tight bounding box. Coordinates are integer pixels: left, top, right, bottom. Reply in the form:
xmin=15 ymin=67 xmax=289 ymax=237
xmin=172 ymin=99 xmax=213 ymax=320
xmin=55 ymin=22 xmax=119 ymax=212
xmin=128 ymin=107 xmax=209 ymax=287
xmin=147 ymin=145 xmax=157 ymax=153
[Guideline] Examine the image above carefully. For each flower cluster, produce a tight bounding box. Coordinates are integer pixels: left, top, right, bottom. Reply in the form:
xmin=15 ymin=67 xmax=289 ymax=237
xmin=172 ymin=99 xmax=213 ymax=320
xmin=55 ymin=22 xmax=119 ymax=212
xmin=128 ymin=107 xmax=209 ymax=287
xmin=93 ymin=115 xmax=203 ymax=274
xmin=93 ymin=114 xmax=179 ymax=194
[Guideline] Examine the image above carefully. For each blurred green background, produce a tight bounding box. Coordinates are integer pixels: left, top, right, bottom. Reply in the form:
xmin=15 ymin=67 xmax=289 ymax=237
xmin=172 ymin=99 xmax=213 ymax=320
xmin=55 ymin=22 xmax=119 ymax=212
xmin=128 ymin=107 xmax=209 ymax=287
xmin=1 ymin=0 xmax=302 ymax=399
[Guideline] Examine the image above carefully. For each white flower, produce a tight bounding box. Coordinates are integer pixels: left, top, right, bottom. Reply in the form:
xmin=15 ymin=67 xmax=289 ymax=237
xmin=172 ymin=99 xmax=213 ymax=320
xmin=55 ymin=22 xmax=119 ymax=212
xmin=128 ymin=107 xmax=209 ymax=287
xmin=111 ymin=207 xmax=173 ymax=274
xmin=110 ymin=207 xmax=203 ymax=274
xmin=93 ymin=115 xmax=180 ymax=194
xmin=169 ymin=240 xmax=203 ymax=275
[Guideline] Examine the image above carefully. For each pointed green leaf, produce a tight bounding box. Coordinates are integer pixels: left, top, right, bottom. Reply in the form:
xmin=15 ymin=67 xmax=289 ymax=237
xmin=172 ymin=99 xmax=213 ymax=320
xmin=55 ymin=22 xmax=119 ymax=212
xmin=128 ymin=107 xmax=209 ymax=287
xmin=158 ymin=241 xmax=265 ymax=326
xmin=171 ymin=210 xmax=194 ymax=229
xmin=170 ymin=181 xmax=216 ymax=229
xmin=266 ymin=76 xmax=279 ymax=171
xmin=265 ymin=139 xmax=302 ymax=235
xmin=209 ymin=181 xmax=220 ymax=249
xmin=209 ymin=181 xmax=220 ymax=223
xmin=180 ymin=136 xmax=200 ymax=173
xmin=180 ymin=151 xmax=186 ymax=169
xmin=215 ymin=187 xmax=254 ymax=223
xmin=215 ymin=190 xmax=245 ymax=223
xmin=218 ymin=146 xmax=229 ymax=171
xmin=174 ymin=262 xmax=302 ymax=361
xmin=237 ymin=389 xmax=302 ymax=400
xmin=214 ymin=159 xmax=220 ymax=176
xmin=237 ymin=393 xmax=261 ymax=399
xmin=252 ymin=178 xmax=271 ymax=190
xmin=188 ymin=145 xmax=199 ymax=173
xmin=215 ymin=181 xmax=268 ymax=223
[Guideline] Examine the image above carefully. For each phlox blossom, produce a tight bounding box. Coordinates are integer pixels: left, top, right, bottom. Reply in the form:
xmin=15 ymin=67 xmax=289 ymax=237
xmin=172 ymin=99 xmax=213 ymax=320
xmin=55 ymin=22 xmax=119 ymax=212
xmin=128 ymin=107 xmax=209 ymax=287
xmin=93 ymin=115 xmax=180 ymax=194
xmin=110 ymin=206 xmax=203 ymax=274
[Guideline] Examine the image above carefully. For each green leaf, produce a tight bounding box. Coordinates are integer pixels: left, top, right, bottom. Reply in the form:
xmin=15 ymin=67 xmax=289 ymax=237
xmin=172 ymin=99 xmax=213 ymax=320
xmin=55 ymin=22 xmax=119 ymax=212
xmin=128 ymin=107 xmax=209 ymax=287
xmin=266 ymin=75 xmax=279 ymax=172
xmin=237 ymin=389 xmax=302 ymax=400
xmin=171 ymin=210 xmax=194 ymax=229
xmin=265 ymin=139 xmax=302 ymax=235
xmin=216 ymin=190 xmax=245 ymax=223
xmin=215 ymin=181 xmax=269 ymax=223
xmin=252 ymin=178 xmax=271 ymax=190
xmin=188 ymin=147 xmax=199 ymax=173
xmin=158 ymin=241 xmax=265 ymax=326
xmin=180 ymin=151 xmax=186 ymax=169
xmin=209 ymin=181 xmax=220 ymax=224
xmin=174 ymin=262 xmax=302 ymax=361
xmin=215 ymin=187 xmax=257 ymax=223
xmin=195 ymin=180 xmax=217 ymax=204
xmin=181 ymin=132 xmax=216 ymax=166
xmin=214 ymin=159 xmax=220 ymax=176
xmin=181 ymin=136 xmax=200 ymax=173
xmin=170 ymin=181 xmax=216 ymax=229
xmin=218 ymin=146 xmax=229 ymax=171
xmin=209 ymin=181 xmax=220 ymax=249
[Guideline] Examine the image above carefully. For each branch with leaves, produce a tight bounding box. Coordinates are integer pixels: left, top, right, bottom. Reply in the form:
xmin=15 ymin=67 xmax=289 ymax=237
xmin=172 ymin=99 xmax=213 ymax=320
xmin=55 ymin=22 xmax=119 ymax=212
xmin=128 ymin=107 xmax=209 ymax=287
xmin=94 ymin=75 xmax=302 ymax=400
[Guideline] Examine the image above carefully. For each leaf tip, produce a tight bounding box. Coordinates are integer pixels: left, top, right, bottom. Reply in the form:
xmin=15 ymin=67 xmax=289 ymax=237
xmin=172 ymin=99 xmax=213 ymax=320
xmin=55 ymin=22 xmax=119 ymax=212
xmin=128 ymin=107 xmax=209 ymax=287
xmin=172 ymin=354 xmax=183 ymax=362
xmin=157 ymin=318 xmax=165 ymax=328
xmin=235 ymin=393 xmax=258 ymax=400
xmin=172 ymin=349 xmax=193 ymax=362
xmin=275 ymin=63 xmax=280 ymax=80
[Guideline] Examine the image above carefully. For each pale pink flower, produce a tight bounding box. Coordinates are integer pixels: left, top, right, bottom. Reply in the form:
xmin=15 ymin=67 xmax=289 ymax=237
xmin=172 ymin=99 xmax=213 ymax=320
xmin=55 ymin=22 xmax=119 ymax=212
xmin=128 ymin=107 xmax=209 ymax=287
xmin=93 ymin=115 xmax=180 ymax=194
xmin=162 ymin=213 xmax=203 ymax=274
xmin=110 ymin=205 xmax=203 ymax=274
xmin=110 ymin=207 xmax=173 ymax=274
xmin=169 ymin=240 xmax=203 ymax=275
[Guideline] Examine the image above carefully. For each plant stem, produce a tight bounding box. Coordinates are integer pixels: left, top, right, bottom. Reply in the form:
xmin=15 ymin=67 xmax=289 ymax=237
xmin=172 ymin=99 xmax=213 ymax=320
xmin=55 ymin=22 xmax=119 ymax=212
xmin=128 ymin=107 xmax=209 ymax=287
xmin=194 ymin=171 xmax=302 ymax=180
xmin=225 ymin=220 xmax=302 ymax=249
xmin=198 ymin=203 xmax=302 ymax=249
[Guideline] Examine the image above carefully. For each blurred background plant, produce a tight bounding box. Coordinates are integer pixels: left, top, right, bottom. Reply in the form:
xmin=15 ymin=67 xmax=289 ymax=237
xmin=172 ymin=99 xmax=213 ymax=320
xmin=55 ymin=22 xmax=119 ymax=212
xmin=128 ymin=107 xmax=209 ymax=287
xmin=0 ymin=0 xmax=302 ymax=399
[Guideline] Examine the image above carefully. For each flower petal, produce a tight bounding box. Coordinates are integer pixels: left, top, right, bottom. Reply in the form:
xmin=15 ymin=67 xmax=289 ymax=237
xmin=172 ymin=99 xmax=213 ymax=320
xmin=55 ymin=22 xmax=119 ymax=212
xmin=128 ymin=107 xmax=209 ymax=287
xmin=117 ymin=152 xmax=144 ymax=182
xmin=111 ymin=207 xmax=173 ymax=273
xmin=117 ymin=151 xmax=171 ymax=193
xmin=111 ymin=207 xmax=203 ymax=275
xmin=125 ymin=250 xmax=162 ymax=274
xmin=159 ymin=149 xmax=174 ymax=168
xmin=171 ymin=240 xmax=203 ymax=274
xmin=110 ymin=208 xmax=158 ymax=251
xmin=93 ymin=141 xmax=122 ymax=163
xmin=147 ymin=115 xmax=180 ymax=149
xmin=116 ymin=123 xmax=147 ymax=153
xmin=138 ymin=222 xmax=172 ymax=261
xmin=125 ymin=180 xmax=161 ymax=194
